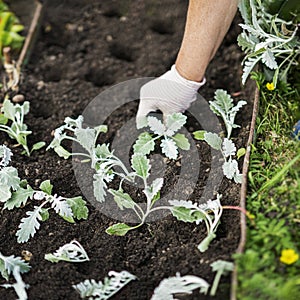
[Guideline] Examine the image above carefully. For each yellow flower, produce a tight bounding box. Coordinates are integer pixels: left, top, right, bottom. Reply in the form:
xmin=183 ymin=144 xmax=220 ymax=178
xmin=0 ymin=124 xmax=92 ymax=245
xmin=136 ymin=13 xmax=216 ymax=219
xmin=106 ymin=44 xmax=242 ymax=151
xmin=266 ymin=82 xmax=275 ymax=91
xmin=280 ymin=249 xmax=299 ymax=265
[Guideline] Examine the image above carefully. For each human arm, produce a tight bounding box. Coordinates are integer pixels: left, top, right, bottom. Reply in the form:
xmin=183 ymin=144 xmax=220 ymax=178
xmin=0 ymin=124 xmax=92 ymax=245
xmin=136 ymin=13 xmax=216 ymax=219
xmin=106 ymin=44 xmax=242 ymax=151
xmin=136 ymin=0 xmax=239 ymax=128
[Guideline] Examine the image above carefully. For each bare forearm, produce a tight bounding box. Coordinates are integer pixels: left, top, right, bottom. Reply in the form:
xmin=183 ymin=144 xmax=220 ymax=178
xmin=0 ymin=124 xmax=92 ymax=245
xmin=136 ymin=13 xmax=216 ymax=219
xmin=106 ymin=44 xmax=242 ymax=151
xmin=176 ymin=0 xmax=238 ymax=82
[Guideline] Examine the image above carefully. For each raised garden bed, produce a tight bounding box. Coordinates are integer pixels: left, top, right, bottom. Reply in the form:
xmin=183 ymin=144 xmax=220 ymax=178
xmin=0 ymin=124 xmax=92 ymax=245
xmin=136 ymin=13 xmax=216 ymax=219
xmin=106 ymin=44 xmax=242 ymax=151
xmin=0 ymin=1 xmax=255 ymax=299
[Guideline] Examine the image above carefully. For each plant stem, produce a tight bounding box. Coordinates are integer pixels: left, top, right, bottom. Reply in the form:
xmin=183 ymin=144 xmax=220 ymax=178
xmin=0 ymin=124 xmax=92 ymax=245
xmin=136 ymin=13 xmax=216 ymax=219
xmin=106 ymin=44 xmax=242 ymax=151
xmin=210 ymin=270 xmax=222 ymax=296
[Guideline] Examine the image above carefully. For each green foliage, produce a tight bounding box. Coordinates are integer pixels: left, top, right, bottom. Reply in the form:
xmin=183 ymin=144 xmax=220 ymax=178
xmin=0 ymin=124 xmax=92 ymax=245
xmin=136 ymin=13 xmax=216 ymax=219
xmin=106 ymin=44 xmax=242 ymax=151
xmin=193 ymin=89 xmax=246 ymax=184
xmin=73 ymin=270 xmax=136 ymax=299
xmin=238 ymin=0 xmax=300 ymax=86
xmin=0 ymin=1 xmax=25 ymax=56
xmin=45 ymin=240 xmax=89 ymax=263
xmin=0 ymin=99 xmax=45 ymax=156
xmin=0 ymin=251 xmax=30 ymax=299
xmin=0 ymin=147 xmax=89 ymax=243
xmin=151 ymin=273 xmax=209 ymax=299
xmin=235 ymin=71 xmax=300 ymax=298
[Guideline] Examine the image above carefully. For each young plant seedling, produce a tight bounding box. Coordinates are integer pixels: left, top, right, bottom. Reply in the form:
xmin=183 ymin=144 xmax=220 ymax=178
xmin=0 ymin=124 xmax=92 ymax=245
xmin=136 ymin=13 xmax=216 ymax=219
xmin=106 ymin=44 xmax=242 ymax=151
xmin=0 ymin=251 xmax=30 ymax=300
xmin=15 ymin=180 xmax=89 ymax=243
xmin=0 ymin=146 xmax=89 ymax=243
xmin=169 ymin=194 xmax=223 ymax=252
xmin=0 ymin=99 xmax=45 ymax=156
xmin=47 ymin=115 xmax=135 ymax=203
xmin=134 ymin=112 xmax=190 ymax=159
xmin=194 ymin=89 xmax=246 ymax=183
xmin=151 ymin=273 xmax=209 ymax=299
xmin=209 ymin=260 xmax=234 ymax=296
xmin=238 ymin=0 xmax=300 ymax=86
xmin=73 ymin=270 xmax=136 ymax=299
xmin=45 ymin=240 xmax=89 ymax=263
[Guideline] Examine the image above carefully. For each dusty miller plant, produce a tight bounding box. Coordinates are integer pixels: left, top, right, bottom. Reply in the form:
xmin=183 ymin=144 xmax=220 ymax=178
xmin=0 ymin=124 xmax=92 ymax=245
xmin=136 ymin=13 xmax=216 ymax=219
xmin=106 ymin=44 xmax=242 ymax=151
xmin=194 ymin=89 xmax=246 ymax=184
xmin=49 ymin=113 xmax=225 ymax=252
xmin=73 ymin=270 xmax=136 ymax=300
xmin=0 ymin=145 xmax=89 ymax=243
xmin=238 ymin=0 xmax=299 ymax=85
xmin=0 ymin=99 xmax=45 ymax=156
xmin=0 ymin=252 xmax=31 ymax=300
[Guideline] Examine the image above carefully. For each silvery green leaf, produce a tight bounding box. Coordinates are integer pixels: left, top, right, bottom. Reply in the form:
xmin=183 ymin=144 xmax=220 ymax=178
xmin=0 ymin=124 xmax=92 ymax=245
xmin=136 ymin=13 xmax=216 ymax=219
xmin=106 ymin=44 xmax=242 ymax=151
xmin=50 ymin=195 xmax=73 ymax=218
xmin=64 ymin=115 xmax=83 ymax=128
xmin=4 ymin=185 xmax=34 ymax=210
xmin=0 ymin=166 xmax=20 ymax=190
xmin=151 ymin=273 xmax=209 ymax=300
xmin=238 ymin=0 xmax=252 ymax=24
xmin=210 ymin=260 xmax=234 ymax=296
xmin=106 ymin=223 xmax=137 ymax=236
xmin=1 ymin=99 xmax=16 ymax=121
xmin=39 ymin=180 xmax=53 ymax=195
xmin=93 ymin=173 xmax=107 ymax=203
xmin=198 ymin=232 xmax=217 ymax=253
xmin=234 ymin=171 xmax=243 ymax=184
xmin=54 ymin=145 xmax=71 ymax=159
xmin=133 ymin=132 xmax=155 ymax=155
xmin=95 ymin=125 xmax=108 ymax=135
xmin=222 ymin=138 xmax=236 ymax=157
xmin=0 ymin=145 xmax=12 ymax=167
xmin=16 ymin=206 xmax=43 ymax=243
xmin=45 ymin=240 xmax=89 ymax=263
xmin=0 ymin=252 xmax=30 ymax=280
xmin=75 ymin=128 xmax=96 ymax=153
xmin=94 ymin=144 xmax=111 ymax=159
xmin=193 ymin=130 xmax=206 ymax=140
xmin=73 ymin=270 xmax=136 ymax=299
xmin=108 ymin=189 xmax=136 ymax=210
xmin=229 ymin=100 xmax=247 ymax=114
xmin=211 ymin=89 xmax=233 ymax=114
xmin=66 ymin=197 xmax=89 ymax=220
xmin=237 ymin=32 xmax=255 ymax=52
xmin=131 ymin=154 xmax=150 ymax=180
xmin=172 ymin=133 xmax=190 ymax=150
xmin=147 ymin=116 xmax=165 ymax=135
xmin=261 ymin=49 xmax=278 ymax=69
xmin=0 ymin=184 xmax=11 ymax=203
xmin=203 ymin=132 xmax=222 ymax=151
xmin=222 ymin=160 xmax=239 ymax=180
xmin=242 ymin=56 xmax=261 ymax=84
xmin=211 ymin=260 xmax=234 ymax=273
xmin=165 ymin=113 xmax=187 ymax=136
xmin=161 ymin=138 xmax=178 ymax=159
xmin=170 ymin=206 xmax=205 ymax=223
xmin=143 ymin=178 xmax=163 ymax=202
xmin=31 ymin=142 xmax=46 ymax=153
xmin=169 ymin=200 xmax=198 ymax=209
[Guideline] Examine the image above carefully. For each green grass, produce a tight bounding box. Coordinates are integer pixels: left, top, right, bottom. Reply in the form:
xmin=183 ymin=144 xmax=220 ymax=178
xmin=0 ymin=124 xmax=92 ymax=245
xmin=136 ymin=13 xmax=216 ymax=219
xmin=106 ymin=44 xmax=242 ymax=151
xmin=235 ymin=72 xmax=300 ymax=300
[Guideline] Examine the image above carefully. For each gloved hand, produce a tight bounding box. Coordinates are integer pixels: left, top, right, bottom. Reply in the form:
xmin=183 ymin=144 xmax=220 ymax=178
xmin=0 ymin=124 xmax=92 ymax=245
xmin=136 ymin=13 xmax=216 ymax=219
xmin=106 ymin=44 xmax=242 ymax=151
xmin=136 ymin=65 xmax=206 ymax=128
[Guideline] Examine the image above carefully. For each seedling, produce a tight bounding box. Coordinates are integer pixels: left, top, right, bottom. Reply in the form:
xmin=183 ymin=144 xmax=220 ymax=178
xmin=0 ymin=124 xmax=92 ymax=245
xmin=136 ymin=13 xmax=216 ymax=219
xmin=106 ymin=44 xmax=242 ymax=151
xmin=45 ymin=240 xmax=89 ymax=263
xmin=169 ymin=195 xmax=223 ymax=252
xmin=194 ymin=90 xmax=246 ymax=183
xmin=73 ymin=270 xmax=136 ymax=299
xmin=0 ymin=251 xmax=30 ymax=300
xmin=47 ymin=115 xmax=134 ymax=203
xmin=0 ymin=99 xmax=45 ymax=156
xmin=15 ymin=180 xmax=89 ymax=243
xmin=238 ymin=0 xmax=300 ymax=86
xmin=209 ymin=260 xmax=234 ymax=296
xmin=0 ymin=145 xmax=89 ymax=243
xmin=134 ymin=113 xmax=190 ymax=159
xmin=151 ymin=273 xmax=209 ymax=299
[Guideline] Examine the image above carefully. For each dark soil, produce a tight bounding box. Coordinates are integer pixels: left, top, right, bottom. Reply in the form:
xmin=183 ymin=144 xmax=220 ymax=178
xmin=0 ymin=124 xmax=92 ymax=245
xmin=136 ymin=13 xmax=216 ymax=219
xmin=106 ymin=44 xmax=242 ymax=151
xmin=0 ymin=1 xmax=253 ymax=299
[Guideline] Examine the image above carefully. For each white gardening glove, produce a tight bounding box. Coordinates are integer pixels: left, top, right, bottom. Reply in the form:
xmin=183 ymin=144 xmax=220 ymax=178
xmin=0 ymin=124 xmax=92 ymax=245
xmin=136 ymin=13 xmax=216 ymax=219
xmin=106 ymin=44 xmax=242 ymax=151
xmin=136 ymin=64 xmax=205 ymax=128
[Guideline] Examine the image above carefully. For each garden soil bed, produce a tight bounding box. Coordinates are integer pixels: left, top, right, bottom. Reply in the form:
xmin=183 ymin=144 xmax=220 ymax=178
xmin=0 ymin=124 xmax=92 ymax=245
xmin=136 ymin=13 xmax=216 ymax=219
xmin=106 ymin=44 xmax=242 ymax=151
xmin=0 ymin=1 xmax=253 ymax=299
